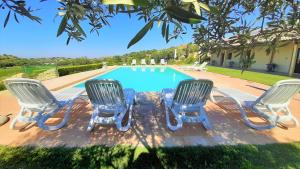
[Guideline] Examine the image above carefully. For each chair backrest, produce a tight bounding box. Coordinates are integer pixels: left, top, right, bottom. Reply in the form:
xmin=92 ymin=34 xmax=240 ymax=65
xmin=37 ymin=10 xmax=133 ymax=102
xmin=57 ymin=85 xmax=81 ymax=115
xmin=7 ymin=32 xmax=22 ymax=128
xmin=199 ymin=62 xmax=208 ymax=68
xmin=132 ymin=59 xmax=136 ymax=64
xmin=193 ymin=62 xmax=199 ymax=66
xmin=85 ymin=80 xmax=126 ymax=106
xmin=172 ymin=79 xmax=213 ymax=106
xmin=4 ymin=78 xmax=57 ymax=107
xmin=141 ymin=59 xmax=146 ymax=64
xmin=150 ymin=59 xmax=155 ymax=64
xmin=256 ymin=79 xmax=300 ymax=105
xmin=160 ymin=59 xmax=165 ymax=64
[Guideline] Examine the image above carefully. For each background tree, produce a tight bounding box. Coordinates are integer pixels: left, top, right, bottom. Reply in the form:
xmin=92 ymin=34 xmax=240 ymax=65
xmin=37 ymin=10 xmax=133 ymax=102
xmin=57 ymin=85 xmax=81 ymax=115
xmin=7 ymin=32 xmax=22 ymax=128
xmin=193 ymin=0 xmax=300 ymax=72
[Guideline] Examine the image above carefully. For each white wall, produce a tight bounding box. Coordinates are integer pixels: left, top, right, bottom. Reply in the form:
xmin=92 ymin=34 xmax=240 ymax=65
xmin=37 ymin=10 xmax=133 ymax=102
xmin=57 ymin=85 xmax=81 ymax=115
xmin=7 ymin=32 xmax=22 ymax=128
xmin=210 ymin=41 xmax=297 ymax=74
xmin=251 ymin=42 xmax=294 ymax=73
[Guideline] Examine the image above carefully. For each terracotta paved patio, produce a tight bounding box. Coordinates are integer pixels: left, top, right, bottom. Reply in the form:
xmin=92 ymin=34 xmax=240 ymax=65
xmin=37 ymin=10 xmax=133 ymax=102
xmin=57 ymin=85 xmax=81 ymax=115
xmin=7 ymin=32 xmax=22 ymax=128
xmin=0 ymin=66 xmax=299 ymax=147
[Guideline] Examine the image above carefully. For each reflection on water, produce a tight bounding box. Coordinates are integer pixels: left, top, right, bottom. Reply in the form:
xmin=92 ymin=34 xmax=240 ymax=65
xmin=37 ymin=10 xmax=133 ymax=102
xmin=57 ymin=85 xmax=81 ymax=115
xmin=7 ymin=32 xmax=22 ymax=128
xmin=150 ymin=67 xmax=155 ymax=72
xmin=173 ymin=73 xmax=176 ymax=82
xmin=131 ymin=67 xmax=137 ymax=71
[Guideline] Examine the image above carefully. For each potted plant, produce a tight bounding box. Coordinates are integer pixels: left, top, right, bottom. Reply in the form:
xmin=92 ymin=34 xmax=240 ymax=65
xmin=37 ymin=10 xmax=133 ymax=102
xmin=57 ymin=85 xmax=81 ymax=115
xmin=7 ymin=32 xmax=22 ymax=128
xmin=229 ymin=61 xmax=235 ymax=67
xmin=266 ymin=63 xmax=277 ymax=72
xmin=211 ymin=60 xmax=216 ymax=65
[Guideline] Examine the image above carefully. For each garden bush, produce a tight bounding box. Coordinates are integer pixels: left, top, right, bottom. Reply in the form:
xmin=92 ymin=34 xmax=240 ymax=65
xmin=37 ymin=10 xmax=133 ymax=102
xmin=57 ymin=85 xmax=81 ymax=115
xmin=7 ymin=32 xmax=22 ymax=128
xmin=0 ymin=82 xmax=5 ymax=91
xmin=1 ymin=143 xmax=300 ymax=169
xmin=58 ymin=63 xmax=102 ymax=76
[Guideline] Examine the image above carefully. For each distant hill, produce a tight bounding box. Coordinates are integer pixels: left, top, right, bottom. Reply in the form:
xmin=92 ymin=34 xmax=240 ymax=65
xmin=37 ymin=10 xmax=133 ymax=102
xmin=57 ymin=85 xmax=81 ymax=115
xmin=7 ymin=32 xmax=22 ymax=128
xmin=0 ymin=43 xmax=200 ymax=67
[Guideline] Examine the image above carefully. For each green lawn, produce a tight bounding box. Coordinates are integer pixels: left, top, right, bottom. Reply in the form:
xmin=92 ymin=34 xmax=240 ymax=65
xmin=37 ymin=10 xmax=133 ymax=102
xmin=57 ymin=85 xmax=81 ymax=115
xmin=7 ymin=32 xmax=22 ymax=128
xmin=0 ymin=65 xmax=56 ymax=91
xmin=0 ymin=66 xmax=23 ymax=81
xmin=0 ymin=143 xmax=300 ymax=169
xmin=22 ymin=65 xmax=56 ymax=78
xmin=207 ymin=66 xmax=292 ymax=86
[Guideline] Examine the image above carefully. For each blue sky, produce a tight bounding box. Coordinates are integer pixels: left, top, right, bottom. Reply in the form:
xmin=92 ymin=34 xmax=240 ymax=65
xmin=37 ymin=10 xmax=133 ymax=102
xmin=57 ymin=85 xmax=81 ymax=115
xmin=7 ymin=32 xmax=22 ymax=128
xmin=0 ymin=1 xmax=193 ymax=58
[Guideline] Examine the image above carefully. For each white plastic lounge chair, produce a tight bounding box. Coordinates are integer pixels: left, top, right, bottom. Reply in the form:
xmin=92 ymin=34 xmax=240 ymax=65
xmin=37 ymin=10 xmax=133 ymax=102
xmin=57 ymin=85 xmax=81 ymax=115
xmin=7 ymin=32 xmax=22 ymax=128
xmin=160 ymin=59 xmax=167 ymax=65
xmin=210 ymin=79 xmax=300 ymax=130
xmin=160 ymin=79 xmax=214 ymax=131
xmin=195 ymin=62 xmax=208 ymax=71
xmin=182 ymin=62 xmax=207 ymax=71
xmin=4 ymin=78 xmax=84 ymax=131
xmin=141 ymin=59 xmax=147 ymax=65
xmin=150 ymin=59 xmax=156 ymax=65
xmin=131 ymin=59 xmax=136 ymax=66
xmin=85 ymin=80 xmax=136 ymax=132
xmin=102 ymin=62 xmax=107 ymax=69
xmin=181 ymin=62 xmax=199 ymax=70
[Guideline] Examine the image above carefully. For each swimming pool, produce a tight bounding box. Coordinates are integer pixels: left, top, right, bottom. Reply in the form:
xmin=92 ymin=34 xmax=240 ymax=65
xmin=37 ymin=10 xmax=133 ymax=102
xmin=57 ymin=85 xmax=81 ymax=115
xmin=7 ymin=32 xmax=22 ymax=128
xmin=74 ymin=67 xmax=194 ymax=92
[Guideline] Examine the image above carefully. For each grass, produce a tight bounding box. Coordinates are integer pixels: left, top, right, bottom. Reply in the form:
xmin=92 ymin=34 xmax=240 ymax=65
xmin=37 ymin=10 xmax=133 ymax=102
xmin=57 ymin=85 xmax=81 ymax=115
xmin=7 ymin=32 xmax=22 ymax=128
xmin=207 ymin=66 xmax=292 ymax=86
xmin=0 ymin=66 xmax=23 ymax=81
xmin=0 ymin=65 xmax=56 ymax=91
xmin=22 ymin=65 xmax=56 ymax=78
xmin=0 ymin=142 xmax=300 ymax=169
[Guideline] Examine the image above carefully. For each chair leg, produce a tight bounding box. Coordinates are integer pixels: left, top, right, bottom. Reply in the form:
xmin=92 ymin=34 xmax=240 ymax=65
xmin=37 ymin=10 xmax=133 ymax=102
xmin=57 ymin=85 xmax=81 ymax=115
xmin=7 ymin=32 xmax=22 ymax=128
xmin=199 ymin=106 xmax=212 ymax=130
xmin=240 ymin=106 xmax=276 ymax=130
xmin=165 ymin=104 xmax=183 ymax=131
xmin=87 ymin=109 xmax=98 ymax=132
xmin=116 ymin=105 xmax=133 ymax=132
xmin=37 ymin=101 xmax=74 ymax=131
xmin=10 ymin=107 xmax=26 ymax=130
xmin=9 ymin=117 xmax=19 ymax=130
xmin=228 ymin=99 xmax=276 ymax=130
xmin=87 ymin=119 xmax=95 ymax=132
xmin=278 ymin=106 xmax=299 ymax=127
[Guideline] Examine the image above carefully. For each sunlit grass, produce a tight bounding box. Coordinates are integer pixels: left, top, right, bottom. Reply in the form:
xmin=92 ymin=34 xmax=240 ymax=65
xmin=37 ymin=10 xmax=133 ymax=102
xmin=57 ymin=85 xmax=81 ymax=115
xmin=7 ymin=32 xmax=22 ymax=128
xmin=0 ymin=65 xmax=56 ymax=91
xmin=207 ymin=66 xmax=292 ymax=86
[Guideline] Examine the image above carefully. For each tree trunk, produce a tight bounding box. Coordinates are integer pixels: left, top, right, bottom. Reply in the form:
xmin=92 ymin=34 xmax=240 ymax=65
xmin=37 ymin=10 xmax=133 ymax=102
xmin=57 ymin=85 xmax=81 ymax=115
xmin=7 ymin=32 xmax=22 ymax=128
xmin=269 ymin=49 xmax=275 ymax=64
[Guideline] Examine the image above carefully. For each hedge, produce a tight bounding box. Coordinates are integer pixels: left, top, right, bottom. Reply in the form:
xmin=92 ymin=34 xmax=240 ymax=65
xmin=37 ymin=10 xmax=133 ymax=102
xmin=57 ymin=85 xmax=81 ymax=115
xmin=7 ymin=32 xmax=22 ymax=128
xmin=57 ymin=63 xmax=102 ymax=76
xmin=0 ymin=82 xmax=5 ymax=91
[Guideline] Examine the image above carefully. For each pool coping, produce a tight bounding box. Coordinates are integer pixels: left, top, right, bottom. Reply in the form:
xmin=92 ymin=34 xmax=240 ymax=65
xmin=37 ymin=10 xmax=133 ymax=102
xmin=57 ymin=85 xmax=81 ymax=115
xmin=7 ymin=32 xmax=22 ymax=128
xmin=46 ymin=66 xmax=117 ymax=93
xmin=64 ymin=66 xmax=119 ymax=91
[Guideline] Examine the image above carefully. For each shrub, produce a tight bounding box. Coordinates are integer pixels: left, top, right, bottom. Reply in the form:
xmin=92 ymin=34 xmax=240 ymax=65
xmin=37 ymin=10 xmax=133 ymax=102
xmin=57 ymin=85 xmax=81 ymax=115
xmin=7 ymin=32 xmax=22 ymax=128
xmin=0 ymin=82 xmax=5 ymax=91
xmin=57 ymin=63 xmax=102 ymax=76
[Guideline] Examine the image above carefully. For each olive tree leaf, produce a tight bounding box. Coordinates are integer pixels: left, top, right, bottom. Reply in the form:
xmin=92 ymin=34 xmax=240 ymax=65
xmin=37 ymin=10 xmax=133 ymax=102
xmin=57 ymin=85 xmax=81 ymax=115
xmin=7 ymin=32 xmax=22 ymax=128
xmin=71 ymin=17 xmax=86 ymax=37
xmin=192 ymin=1 xmax=201 ymax=15
xmin=4 ymin=11 xmax=11 ymax=28
xmin=161 ymin=21 xmax=166 ymax=38
xmin=102 ymin=0 xmax=149 ymax=7
xmin=181 ymin=0 xmax=195 ymax=2
xmin=66 ymin=36 xmax=71 ymax=45
xmin=127 ymin=17 xmax=156 ymax=48
xmin=165 ymin=24 xmax=169 ymax=42
xmin=198 ymin=2 xmax=210 ymax=12
xmin=57 ymin=15 xmax=68 ymax=37
xmin=182 ymin=0 xmax=209 ymax=14
xmin=165 ymin=6 xmax=206 ymax=24
xmin=14 ymin=13 xmax=19 ymax=23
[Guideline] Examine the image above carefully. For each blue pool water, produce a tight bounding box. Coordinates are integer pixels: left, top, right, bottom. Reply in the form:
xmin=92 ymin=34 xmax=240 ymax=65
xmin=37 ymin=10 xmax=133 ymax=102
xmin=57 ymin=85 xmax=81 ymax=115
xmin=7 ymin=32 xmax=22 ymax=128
xmin=74 ymin=67 xmax=193 ymax=92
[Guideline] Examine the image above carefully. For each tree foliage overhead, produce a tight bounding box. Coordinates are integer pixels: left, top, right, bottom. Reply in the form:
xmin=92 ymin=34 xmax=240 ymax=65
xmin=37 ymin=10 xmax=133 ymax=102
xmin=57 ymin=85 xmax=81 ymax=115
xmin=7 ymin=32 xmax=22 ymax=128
xmin=2 ymin=0 xmax=299 ymax=72
xmin=1 ymin=0 xmax=210 ymax=47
